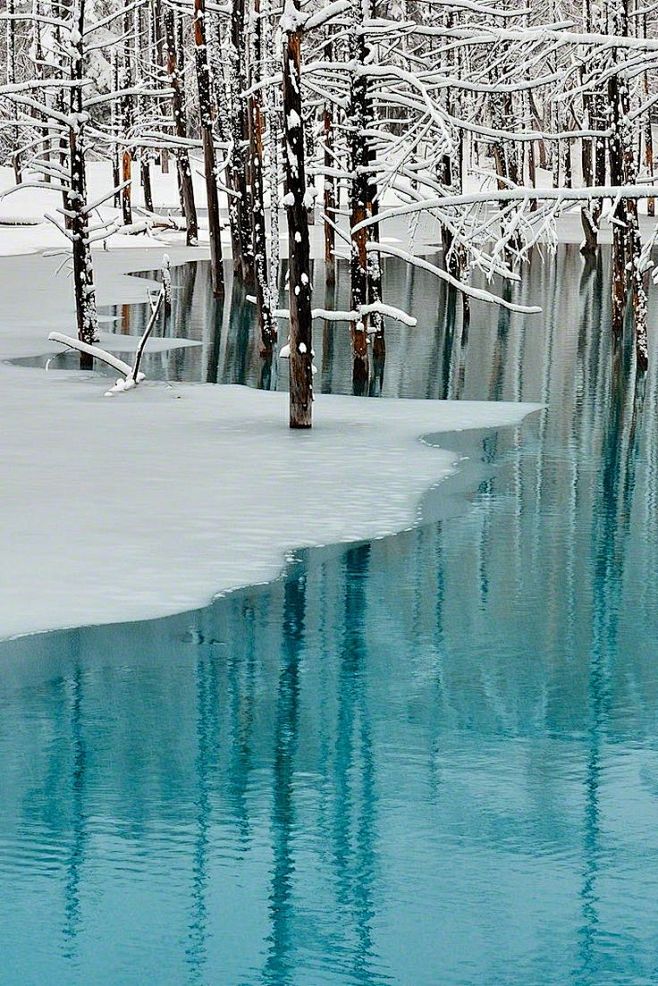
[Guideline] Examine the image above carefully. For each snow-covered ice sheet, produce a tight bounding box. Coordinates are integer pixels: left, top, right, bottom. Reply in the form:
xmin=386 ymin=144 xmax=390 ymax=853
xmin=0 ymin=367 xmax=538 ymax=639
xmin=0 ymin=248 xmax=538 ymax=639
xmin=0 ymin=247 xmax=199 ymax=358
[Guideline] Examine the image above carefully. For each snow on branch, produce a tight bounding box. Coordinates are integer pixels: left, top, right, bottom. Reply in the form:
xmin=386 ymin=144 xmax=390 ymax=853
xmin=368 ymin=244 xmax=542 ymax=315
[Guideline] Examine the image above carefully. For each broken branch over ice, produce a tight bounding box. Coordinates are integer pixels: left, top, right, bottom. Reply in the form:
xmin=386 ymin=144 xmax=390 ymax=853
xmin=47 ymin=333 xmax=136 ymax=377
xmin=47 ymin=258 xmax=169 ymax=394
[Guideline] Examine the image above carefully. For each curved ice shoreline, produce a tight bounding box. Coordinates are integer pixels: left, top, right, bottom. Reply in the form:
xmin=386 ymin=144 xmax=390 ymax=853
xmin=0 ymin=248 xmax=539 ymax=639
xmin=0 ymin=369 xmax=538 ymax=639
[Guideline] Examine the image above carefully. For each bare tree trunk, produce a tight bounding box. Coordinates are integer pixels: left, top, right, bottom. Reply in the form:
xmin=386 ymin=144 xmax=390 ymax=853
xmin=248 ymin=0 xmax=275 ymax=353
xmin=228 ymin=0 xmax=254 ymax=281
xmin=69 ymin=0 xmax=98 ymax=368
xmin=142 ymin=161 xmax=154 ymax=213
xmin=31 ymin=0 xmax=50 ymax=181
xmin=304 ymin=108 xmax=316 ymax=224
xmin=323 ymin=105 xmax=336 ymax=285
xmin=194 ymin=0 xmax=224 ymax=296
xmin=111 ymin=50 xmax=121 ymax=207
xmin=165 ymin=7 xmax=198 ymax=245
xmin=579 ymin=7 xmax=598 ymax=258
xmin=366 ymin=83 xmax=384 ymax=365
xmin=262 ymin=0 xmax=280 ymax=306
xmin=283 ymin=1 xmax=313 ymax=428
xmin=642 ymin=13 xmax=655 ymax=216
xmin=609 ymin=65 xmax=626 ymax=340
xmin=580 ymin=206 xmax=599 ymax=256
xmin=607 ymin=0 xmax=647 ymax=365
xmin=348 ymin=5 xmax=371 ymax=388
xmin=526 ymin=92 xmax=537 ymax=211
xmin=581 ymin=0 xmax=594 ymax=198
xmin=591 ymin=0 xmax=607 ymax=237
xmin=120 ymin=21 xmax=133 ymax=225
xmin=6 ymin=0 xmax=22 ymax=183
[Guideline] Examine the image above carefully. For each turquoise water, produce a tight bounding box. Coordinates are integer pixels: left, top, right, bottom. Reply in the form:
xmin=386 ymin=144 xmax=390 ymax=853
xmin=2 ymin=250 xmax=658 ymax=984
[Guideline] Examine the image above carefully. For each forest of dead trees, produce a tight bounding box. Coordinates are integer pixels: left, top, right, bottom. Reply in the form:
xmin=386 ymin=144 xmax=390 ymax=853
xmin=1 ymin=0 xmax=658 ymax=425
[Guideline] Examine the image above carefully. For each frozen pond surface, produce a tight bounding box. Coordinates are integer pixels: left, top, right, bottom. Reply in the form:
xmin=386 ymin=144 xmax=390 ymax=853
xmin=2 ymin=249 xmax=658 ymax=984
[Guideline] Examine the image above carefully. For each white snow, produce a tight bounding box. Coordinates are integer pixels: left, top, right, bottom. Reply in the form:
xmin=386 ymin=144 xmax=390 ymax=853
xmin=1 ymin=161 xmax=649 ymax=263
xmin=0 ymin=361 xmax=537 ymax=639
xmin=287 ymin=109 xmax=302 ymax=130
xmin=280 ymin=0 xmax=308 ymax=32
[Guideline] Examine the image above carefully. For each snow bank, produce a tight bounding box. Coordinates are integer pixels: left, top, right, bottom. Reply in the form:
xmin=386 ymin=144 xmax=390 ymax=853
xmin=0 ymin=366 xmax=537 ymax=639
xmin=2 ymin=161 xmax=655 ymax=262
xmin=0 ymin=248 xmax=538 ymax=639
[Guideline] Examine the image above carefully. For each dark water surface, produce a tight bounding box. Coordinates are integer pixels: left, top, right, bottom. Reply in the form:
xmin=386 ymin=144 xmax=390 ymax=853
xmin=2 ymin=250 xmax=658 ymax=985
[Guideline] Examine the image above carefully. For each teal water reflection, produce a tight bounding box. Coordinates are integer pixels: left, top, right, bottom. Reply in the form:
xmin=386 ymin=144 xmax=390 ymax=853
xmin=1 ymin=249 xmax=658 ymax=984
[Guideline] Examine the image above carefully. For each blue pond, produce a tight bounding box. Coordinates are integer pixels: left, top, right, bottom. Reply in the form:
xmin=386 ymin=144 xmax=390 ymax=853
xmin=2 ymin=249 xmax=658 ymax=985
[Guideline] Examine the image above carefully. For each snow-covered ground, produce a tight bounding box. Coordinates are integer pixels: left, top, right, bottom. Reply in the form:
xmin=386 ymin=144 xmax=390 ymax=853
xmin=0 ymin=243 xmax=538 ymax=639
xmin=3 ymin=160 xmax=658 ymax=261
xmin=0 ymin=161 xmax=445 ymax=259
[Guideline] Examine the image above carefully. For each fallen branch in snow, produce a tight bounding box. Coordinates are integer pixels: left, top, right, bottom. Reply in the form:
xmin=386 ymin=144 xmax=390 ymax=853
xmin=118 ymin=213 xmax=187 ymax=238
xmin=47 ymin=333 xmax=135 ymax=376
xmin=133 ymin=207 xmax=187 ymax=232
xmin=48 ymin=257 xmax=169 ymax=394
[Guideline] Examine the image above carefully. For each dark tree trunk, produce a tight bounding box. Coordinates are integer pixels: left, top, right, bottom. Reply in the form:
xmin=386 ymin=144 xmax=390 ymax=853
xmin=7 ymin=0 xmax=22 ymax=184
xmin=521 ymin=90 xmax=537 ymax=211
xmin=142 ymin=161 xmax=154 ymax=213
xmin=69 ymin=0 xmax=97 ymax=368
xmin=194 ymin=0 xmax=224 ymax=296
xmin=593 ymin=90 xmax=607 ymax=229
xmin=120 ymin=25 xmax=133 ymax=225
xmin=580 ymin=207 xmax=599 ymax=256
xmin=323 ymin=106 xmax=336 ymax=286
xmin=283 ymin=3 xmax=313 ymax=428
xmin=581 ymin=1 xmax=595 ymax=202
xmin=165 ymin=7 xmax=198 ymax=245
xmin=31 ymin=0 xmax=51 ymax=181
xmin=248 ymin=0 xmax=275 ymax=353
xmin=348 ymin=11 xmax=371 ymax=388
xmin=366 ymin=92 xmax=384 ymax=364
xmin=608 ymin=67 xmax=626 ymax=340
xmin=304 ymin=108 xmax=316 ymax=224
xmin=642 ymin=14 xmax=655 ymax=217
xmin=607 ymin=0 xmax=647 ymax=366
xmin=579 ymin=35 xmax=597 ymax=255
xmin=228 ymin=0 xmax=253 ymax=281
xmin=213 ymin=24 xmax=241 ymax=272
xmin=111 ymin=51 xmax=121 ymax=207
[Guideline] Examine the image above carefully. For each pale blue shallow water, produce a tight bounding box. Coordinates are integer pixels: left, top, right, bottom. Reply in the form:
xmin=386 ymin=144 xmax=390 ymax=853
xmin=2 ymin=249 xmax=658 ymax=985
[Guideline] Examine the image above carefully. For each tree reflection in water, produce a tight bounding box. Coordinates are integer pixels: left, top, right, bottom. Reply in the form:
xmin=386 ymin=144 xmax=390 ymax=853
xmin=2 ymin=247 xmax=658 ymax=984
